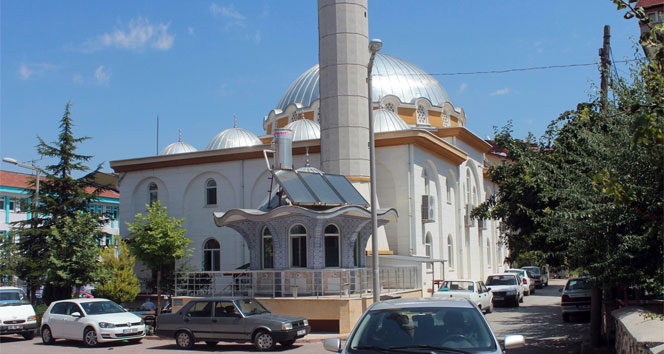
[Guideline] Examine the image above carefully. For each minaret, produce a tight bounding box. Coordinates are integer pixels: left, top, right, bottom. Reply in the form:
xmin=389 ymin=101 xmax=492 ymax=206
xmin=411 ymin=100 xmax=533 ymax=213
xmin=318 ymin=0 xmax=370 ymax=184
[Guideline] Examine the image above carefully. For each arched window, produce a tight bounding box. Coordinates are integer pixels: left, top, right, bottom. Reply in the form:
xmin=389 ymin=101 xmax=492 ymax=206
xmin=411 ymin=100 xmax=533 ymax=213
xmin=416 ymin=104 xmax=428 ymax=125
xmin=203 ymin=239 xmax=220 ymax=271
xmin=423 ymin=169 xmax=430 ymax=195
xmin=472 ymin=187 xmax=477 ymax=206
xmin=289 ymin=224 xmax=307 ymax=268
xmin=425 ymin=233 xmax=432 ymax=270
xmin=446 ymin=178 xmax=452 ymax=204
xmin=466 ymin=170 xmax=471 ymax=204
xmin=354 ymin=235 xmax=362 ymax=267
xmin=442 ymin=111 xmax=450 ymax=127
xmin=324 ymin=224 xmax=340 ymax=267
xmin=148 ymin=183 xmax=158 ymax=205
xmin=262 ymin=226 xmax=273 ymax=269
xmin=486 ymin=238 xmax=492 ymax=268
xmin=447 ymin=234 xmax=454 ymax=270
xmin=290 ymin=111 xmax=297 ymax=123
xmin=206 ymin=179 xmax=217 ymax=206
xmin=385 ymin=102 xmax=396 ymax=113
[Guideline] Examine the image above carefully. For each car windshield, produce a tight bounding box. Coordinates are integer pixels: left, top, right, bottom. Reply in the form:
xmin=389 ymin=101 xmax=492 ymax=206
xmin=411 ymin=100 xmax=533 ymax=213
xmin=235 ymin=299 xmax=270 ymax=316
xmin=506 ymin=269 xmax=525 ymax=277
xmin=523 ymin=267 xmax=541 ymax=275
xmin=566 ymin=278 xmax=591 ymax=291
xmin=440 ymin=281 xmax=474 ymax=292
xmin=348 ymin=307 xmax=496 ymax=353
xmin=0 ymin=289 xmax=30 ymax=306
xmin=486 ymin=275 xmax=517 ymax=286
xmin=81 ymin=300 xmax=125 ymax=315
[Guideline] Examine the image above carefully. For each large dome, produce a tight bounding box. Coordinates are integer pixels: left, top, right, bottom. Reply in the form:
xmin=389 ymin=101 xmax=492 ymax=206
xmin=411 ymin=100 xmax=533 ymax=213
xmin=285 ymin=119 xmax=321 ymax=141
xmin=275 ymin=53 xmax=453 ymax=111
xmin=206 ymin=127 xmax=263 ymax=150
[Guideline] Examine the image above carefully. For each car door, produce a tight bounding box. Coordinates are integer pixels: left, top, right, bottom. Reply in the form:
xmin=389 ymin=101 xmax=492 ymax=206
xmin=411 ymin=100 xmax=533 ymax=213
xmin=66 ymin=302 xmax=87 ymax=340
xmin=46 ymin=302 xmax=69 ymax=338
xmin=477 ymin=282 xmax=490 ymax=309
xmin=184 ymin=301 xmax=216 ymax=340
xmin=213 ymin=301 xmax=247 ymax=340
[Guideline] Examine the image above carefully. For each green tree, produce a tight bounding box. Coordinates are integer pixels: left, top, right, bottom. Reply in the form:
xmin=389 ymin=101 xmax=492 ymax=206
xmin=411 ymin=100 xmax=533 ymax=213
xmin=127 ymin=201 xmax=191 ymax=314
xmin=47 ymin=213 xmax=105 ymax=297
xmin=95 ymin=241 xmax=141 ymax=304
xmin=10 ymin=102 xmax=107 ymax=303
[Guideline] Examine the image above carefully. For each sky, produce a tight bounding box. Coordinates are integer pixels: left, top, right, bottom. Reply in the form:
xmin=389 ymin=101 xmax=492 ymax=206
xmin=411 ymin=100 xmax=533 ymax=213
xmin=1 ymin=1 xmax=642 ymax=176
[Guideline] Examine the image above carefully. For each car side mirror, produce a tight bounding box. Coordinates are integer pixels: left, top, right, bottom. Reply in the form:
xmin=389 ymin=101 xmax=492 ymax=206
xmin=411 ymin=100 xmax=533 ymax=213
xmin=71 ymin=312 xmax=83 ymax=318
xmin=504 ymin=335 xmax=525 ymax=350
xmin=323 ymin=338 xmax=342 ymax=353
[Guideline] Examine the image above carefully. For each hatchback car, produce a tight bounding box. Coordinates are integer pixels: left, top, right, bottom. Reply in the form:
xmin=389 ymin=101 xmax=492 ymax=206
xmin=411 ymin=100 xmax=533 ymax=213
xmin=156 ymin=297 xmax=310 ymax=350
xmin=486 ymin=273 xmax=523 ymax=307
xmin=505 ymin=269 xmax=535 ymax=295
xmin=323 ymin=297 xmax=525 ymax=354
xmin=560 ymin=277 xmax=592 ymax=322
xmin=41 ymin=298 xmax=145 ymax=347
xmin=433 ymin=280 xmax=493 ymax=314
xmin=522 ymin=266 xmax=548 ymax=288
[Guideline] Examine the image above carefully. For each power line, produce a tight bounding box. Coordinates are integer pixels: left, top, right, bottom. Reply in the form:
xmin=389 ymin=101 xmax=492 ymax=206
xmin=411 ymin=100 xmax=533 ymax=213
xmin=374 ymin=59 xmax=638 ymax=77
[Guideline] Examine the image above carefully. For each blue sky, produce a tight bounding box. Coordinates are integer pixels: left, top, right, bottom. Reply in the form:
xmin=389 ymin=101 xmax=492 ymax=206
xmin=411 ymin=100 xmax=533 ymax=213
xmin=1 ymin=1 xmax=641 ymax=176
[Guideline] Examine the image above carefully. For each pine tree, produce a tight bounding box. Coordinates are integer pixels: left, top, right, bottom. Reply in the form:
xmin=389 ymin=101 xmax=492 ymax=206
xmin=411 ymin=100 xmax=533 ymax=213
xmin=95 ymin=241 xmax=141 ymax=304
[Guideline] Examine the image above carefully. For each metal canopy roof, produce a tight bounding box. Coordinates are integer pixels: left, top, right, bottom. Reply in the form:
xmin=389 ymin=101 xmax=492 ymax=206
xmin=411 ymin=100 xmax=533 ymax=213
xmin=271 ymin=169 xmax=369 ymax=207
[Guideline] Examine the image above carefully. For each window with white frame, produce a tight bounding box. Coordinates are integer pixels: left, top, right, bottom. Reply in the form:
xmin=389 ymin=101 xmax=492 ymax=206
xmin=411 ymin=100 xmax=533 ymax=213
xmin=206 ymin=179 xmax=217 ymax=206
xmin=290 ymin=111 xmax=297 ymax=123
xmin=262 ymin=226 xmax=273 ymax=269
xmin=486 ymin=238 xmax=492 ymax=267
xmin=425 ymin=232 xmax=432 ymax=270
xmin=416 ymin=104 xmax=428 ymax=125
xmin=447 ymin=234 xmax=454 ymax=269
xmin=466 ymin=170 xmax=471 ymax=205
xmin=424 ymin=169 xmax=430 ymax=195
xmin=354 ymin=235 xmax=362 ymax=267
xmin=148 ymin=183 xmax=158 ymax=205
xmin=446 ymin=178 xmax=452 ymax=204
xmin=289 ymin=224 xmax=307 ymax=267
xmin=324 ymin=224 xmax=340 ymax=267
xmin=203 ymin=238 xmax=221 ymax=271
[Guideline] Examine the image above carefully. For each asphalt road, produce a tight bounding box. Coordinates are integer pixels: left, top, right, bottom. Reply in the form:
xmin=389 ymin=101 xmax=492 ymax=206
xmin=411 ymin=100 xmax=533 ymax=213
xmin=0 ymin=279 xmax=590 ymax=354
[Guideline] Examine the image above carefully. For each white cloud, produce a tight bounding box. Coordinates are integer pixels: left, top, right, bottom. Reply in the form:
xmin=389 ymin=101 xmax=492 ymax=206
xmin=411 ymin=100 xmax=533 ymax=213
xmin=459 ymin=83 xmax=468 ymax=93
xmin=82 ymin=17 xmax=174 ymax=52
xmin=18 ymin=62 xmax=56 ymax=80
xmin=72 ymin=73 xmax=84 ymax=84
xmin=94 ymin=65 xmax=111 ymax=86
xmin=210 ymin=3 xmax=246 ymax=21
xmin=490 ymin=88 xmax=510 ymax=96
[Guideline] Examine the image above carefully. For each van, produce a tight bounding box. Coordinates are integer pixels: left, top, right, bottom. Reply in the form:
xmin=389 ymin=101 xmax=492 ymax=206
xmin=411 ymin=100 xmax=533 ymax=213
xmin=0 ymin=286 xmax=37 ymax=339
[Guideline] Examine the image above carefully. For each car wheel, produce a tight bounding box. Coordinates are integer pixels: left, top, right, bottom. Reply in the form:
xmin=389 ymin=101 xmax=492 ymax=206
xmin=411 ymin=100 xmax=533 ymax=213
xmin=83 ymin=327 xmax=98 ymax=347
xmin=176 ymin=331 xmax=194 ymax=349
xmin=41 ymin=326 xmax=55 ymax=344
xmin=254 ymin=330 xmax=275 ymax=351
xmin=205 ymin=341 xmax=218 ymax=347
xmin=280 ymin=339 xmax=296 ymax=347
xmin=563 ymin=313 xmax=570 ymax=322
xmin=22 ymin=330 xmax=35 ymax=340
xmin=486 ymin=302 xmax=493 ymax=313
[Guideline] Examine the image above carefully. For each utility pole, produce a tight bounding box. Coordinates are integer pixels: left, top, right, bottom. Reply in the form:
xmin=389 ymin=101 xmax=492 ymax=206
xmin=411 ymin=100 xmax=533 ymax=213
xmin=590 ymin=25 xmax=611 ymax=349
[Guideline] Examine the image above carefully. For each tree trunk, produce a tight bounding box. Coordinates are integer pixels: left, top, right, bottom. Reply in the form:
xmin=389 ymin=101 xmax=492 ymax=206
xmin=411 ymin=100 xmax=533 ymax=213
xmin=74 ymin=286 xmax=80 ymax=298
xmin=590 ymin=285 xmax=603 ymax=347
xmin=157 ymin=267 xmax=162 ymax=315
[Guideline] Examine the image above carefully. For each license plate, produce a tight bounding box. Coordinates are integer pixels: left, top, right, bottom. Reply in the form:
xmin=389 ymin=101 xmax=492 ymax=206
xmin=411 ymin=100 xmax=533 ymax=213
xmin=123 ymin=328 xmax=138 ymax=334
xmin=8 ymin=325 xmax=21 ymax=330
xmin=297 ymin=329 xmax=306 ymax=336
xmin=494 ymin=296 xmax=503 ymax=301
xmin=579 ymin=305 xmax=590 ymax=309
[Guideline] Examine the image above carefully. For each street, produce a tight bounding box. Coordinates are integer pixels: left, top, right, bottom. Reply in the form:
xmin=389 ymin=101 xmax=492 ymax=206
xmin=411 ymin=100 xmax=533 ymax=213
xmin=0 ymin=279 xmax=590 ymax=354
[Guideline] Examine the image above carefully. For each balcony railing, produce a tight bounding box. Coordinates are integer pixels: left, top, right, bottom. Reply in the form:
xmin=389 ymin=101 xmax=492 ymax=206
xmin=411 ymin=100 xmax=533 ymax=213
xmin=175 ymin=266 xmax=419 ymax=298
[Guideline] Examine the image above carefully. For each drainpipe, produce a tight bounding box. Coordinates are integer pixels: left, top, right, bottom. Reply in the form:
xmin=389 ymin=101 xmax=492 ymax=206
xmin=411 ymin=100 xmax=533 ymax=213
xmin=407 ymin=144 xmax=416 ymax=256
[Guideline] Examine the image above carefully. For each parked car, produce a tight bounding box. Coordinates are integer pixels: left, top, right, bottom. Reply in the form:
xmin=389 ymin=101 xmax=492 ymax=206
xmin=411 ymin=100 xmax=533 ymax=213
xmin=0 ymin=286 xmax=37 ymax=340
xmin=323 ymin=297 xmax=525 ymax=354
xmin=522 ymin=266 xmax=549 ymax=288
xmin=156 ymin=297 xmax=310 ymax=350
xmin=486 ymin=273 xmax=523 ymax=307
xmin=433 ymin=280 xmax=494 ymax=314
xmin=560 ymin=276 xmax=592 ymax=322
xmin=41 ymin=298 xmax=146 ymax=347
xmin=506 ymin=269 xmax=535 ymax=295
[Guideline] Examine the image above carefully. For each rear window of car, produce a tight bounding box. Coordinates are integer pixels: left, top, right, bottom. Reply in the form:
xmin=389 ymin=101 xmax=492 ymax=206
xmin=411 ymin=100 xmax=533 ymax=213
xmin=523 ymin=267 xmax=541 ymax=275
xmin=486 ymin=275 xmax=517 ymax=285
xmin=441 ymin=281 xmax=474 ymax=291
xmin=566 ymin=278 xmax=591 ymax=290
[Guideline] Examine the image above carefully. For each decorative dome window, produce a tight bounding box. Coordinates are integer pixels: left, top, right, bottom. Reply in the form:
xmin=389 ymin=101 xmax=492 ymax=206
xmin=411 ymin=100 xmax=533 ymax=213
xmin=416 ymin=104 xmax=428 ymax=125
xmin=384 ymin=102 xmax=396 ymax=113
xmin=315 ymin=109 xmax=320 ymax=123
xmin=290 ymin=111 xmax=298 ymax=123
xmin=442 ymin=112 xmax=450 ymax=127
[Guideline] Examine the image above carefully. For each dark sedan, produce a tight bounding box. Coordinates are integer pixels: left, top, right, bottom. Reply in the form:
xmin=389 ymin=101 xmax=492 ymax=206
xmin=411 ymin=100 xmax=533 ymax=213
xmin=155 ymin=297 xmax=310 ymax=350
xmin=560 ymin=277 xmax=592 ymax=322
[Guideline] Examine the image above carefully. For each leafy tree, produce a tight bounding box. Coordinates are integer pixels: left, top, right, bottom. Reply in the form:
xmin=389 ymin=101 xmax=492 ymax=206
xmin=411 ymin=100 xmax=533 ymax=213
xmin=9 ymin=102 xmax=107 ymax=303
xmin=46 ymin=213 xmax=105 ymax=297
xmin=127 ymin=201 xmax=191 ymax=314
xmin=95 ymin=240 xmax=141 ymax=304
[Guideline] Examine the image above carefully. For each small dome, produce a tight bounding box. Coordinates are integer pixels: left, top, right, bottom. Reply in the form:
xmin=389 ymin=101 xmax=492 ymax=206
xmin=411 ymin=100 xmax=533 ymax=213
xmin=206 ymin=127 xmax=263 ymax=150
xmin=285 ymin=119 xmax=320 ymax=141
xmin=160 ymin=141 xmax=198 ymax=155
xmin=374 ymin=109 xmax=410 ymax=133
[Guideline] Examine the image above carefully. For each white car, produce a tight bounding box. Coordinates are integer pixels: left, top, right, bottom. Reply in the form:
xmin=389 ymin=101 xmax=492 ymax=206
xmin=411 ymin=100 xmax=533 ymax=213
xmin=41 ymin=298 xmax=146 ymax=347
xmin=506 ymin=269 xmax=535 ymax=295
xmin=432 ymin=280 xmax=494 ymax=314
xmin=0 ymin=287 xmax=37 ymax=340
xmin=485 ymin=273 xmax=524 ymax=307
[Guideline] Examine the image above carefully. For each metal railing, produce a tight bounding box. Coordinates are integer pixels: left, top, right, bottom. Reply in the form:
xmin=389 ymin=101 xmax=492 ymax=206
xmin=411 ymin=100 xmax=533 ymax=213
xmin=175 ymin=266 xmax=419 ymax=298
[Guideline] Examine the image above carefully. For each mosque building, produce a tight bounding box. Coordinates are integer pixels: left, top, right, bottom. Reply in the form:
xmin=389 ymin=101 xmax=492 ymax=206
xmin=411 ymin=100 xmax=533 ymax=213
xmin=110 ymin=0 xmax=507 ymax=311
